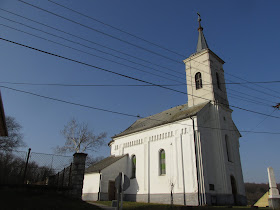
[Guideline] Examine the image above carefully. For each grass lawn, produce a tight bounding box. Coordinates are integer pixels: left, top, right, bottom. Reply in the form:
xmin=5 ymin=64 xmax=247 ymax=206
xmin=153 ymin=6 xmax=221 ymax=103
xmin=94 ymin=201 xmax=269 ymax=210
xmin=0 ymin=187 xmax=102 ymax=210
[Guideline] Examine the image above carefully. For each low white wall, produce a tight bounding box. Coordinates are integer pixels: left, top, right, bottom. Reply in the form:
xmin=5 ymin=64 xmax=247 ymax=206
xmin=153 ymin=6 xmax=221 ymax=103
xmin=83 ymin=173 xmax=100 ymax=194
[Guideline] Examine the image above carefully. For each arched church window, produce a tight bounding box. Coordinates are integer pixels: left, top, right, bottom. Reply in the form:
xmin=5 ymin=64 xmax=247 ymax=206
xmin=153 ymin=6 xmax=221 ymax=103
xmin=216 ymin=72 xmax=221 ymax=90
xmin=225 ymin=135 xmax=233 ymax=162
xmin=159 ymin=149 xmax=166 ymax=175
xmin=131 ymin=155 xmax=136 ymax=179
xmin=195 ymin=72 xmax=203 ymax=89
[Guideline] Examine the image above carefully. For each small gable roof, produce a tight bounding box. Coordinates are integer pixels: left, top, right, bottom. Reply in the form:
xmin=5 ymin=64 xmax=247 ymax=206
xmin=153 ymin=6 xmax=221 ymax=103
xmin=85 ymin=154 xmax=127 ymax=174
xmin=113 ymin=102 xmax=209 ymax=139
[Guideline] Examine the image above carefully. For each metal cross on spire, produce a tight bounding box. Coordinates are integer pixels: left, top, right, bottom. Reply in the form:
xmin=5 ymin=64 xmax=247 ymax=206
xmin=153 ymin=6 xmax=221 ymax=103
xmin=196 ymin=12 xmax=209 ymax=52
xmin=197 ymin=12 xmax=202 ymax=29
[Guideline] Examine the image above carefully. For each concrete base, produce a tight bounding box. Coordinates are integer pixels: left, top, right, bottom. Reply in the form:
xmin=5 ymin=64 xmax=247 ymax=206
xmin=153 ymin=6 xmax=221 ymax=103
xmin=82 ymin=193 xmax=99 ymax=201
xmin=125 ymin=193 xmax=198 ymax=206
xmin=206 ymin=193 xmax=247 ymax=206
xmin=82 ymin=192 xmax=247 ymax=206
xmin=268 ymin=198 xmax=280 ymax=209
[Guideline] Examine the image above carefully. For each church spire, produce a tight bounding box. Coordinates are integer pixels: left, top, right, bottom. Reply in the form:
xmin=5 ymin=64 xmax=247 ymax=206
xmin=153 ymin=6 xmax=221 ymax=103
xmin=196 ymin=13 xmax=209 ymax=53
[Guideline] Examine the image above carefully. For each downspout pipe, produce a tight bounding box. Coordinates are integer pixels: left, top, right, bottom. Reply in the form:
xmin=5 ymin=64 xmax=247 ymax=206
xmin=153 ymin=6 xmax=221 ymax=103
xmin=191 ymin=117 xmax=201 ymax=206
xmin=180 ymin=133 xmax=186 ymax=205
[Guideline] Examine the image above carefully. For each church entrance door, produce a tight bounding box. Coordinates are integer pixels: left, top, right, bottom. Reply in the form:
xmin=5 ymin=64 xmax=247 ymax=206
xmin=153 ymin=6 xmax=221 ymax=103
xmin=230 ymin=176 xmax=237 ymax=205
xmin=108 ymin=180 xmax=116 ymax=201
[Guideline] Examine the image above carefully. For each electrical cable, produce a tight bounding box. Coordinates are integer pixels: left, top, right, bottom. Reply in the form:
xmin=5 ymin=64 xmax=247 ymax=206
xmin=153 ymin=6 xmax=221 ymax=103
xmin=1 ymin=85 xmax=280 ymax=135
xmin=19 ymin=1 xmax=280 ymax=101
xmin=3 ymin=7 xmax=278 ymax=104
xmin=18 ymin=0 xmax=182 ymax=64
xmin=0 ymin=8 xmax=183 ymax=75
xmin=0 ymin=37 xmax=187 ymax=95
xmin=0 ymin=23 xmax=183 ymax=83
xmin=242 ymin=109 xmax=277 ymax=137
xmin=0 ymin=81 xmax=272 ymax=107
xmin=0 ymin=15 xmax=184 ymax=81
xmin=47 ymin=0 xmax=186 ymax=58
xmin=1 ymin=37 xmax=279 ymax=120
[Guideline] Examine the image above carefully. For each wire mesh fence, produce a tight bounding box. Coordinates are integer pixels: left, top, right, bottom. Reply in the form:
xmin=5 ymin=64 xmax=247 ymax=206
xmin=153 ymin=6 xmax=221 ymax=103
xmin=0 ymin=148 xmax=73 ymax=186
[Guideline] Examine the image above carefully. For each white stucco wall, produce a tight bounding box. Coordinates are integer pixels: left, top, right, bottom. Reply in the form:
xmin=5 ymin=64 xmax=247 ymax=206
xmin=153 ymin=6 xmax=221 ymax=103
xmin=111 ymin=118 xmax=198 ymax=196
xmin=100 ymin=155 xmax=128 ymax=194
xmin=196 ymin=102 xmax=246 ymax=197
xmin=183 ymin=49 xmax=228 ymax=108
xmin=183 ymin=49 xmax=245 ymax=199
xmin=83 ymin=173 xmax=100 ymax=194
xmin=105 ymin=47 xmax=246 ymax=205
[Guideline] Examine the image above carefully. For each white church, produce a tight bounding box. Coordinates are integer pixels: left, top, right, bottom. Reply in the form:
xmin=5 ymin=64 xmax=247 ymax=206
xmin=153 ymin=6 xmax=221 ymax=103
xmin=82 ymin=17 xmax=247 ymax=206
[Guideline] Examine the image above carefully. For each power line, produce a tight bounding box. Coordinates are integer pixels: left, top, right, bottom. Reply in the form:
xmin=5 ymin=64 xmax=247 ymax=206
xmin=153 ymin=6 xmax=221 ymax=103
xmin=0 ymin=85 xmax=138 ymax=118
xmin=10 ymin=17 xmax=263 ymax=107
xmin=0 ymin=15 xmax=184 ymax=81
xmin=3 ymin=7 xmax=278 ymax=104
xmin=47 ymin=0 xmax=186 ymax=58
xmin=188 ymin=58 xmax=280 ymax=100
xmin=18 ymin=0 xmax=182 ymax=64
xmin=6 ymin=6 xmax=280 ymax=95
xmin=226 ymin=77 xmax=280 ymax=100
xmin=0 ymin=82 xmax=185 ymax=87
xmin=0 ymin=23 xmax=183 ymax=84
xmin=224 ymin=81 xmax=280 ymax=84
xmin=0 ymin=81 xmax=274 ymax=108
xmin=1 ymin=85 xmax=280 ymax=135
xmin=0 ymin=37 xmax=188 ymax=95
xmin=1 ymin=37 xmax=279 ymax=119
xmin=228 ymin=92 xmax=272 ymax=107
xmin=187 ymin=59 xmax=280 ymax=101
xmin=20 ymin=0 xmax=280 ymax=101
xmin=242 ymin=109 xmax=277 ymax=137
xmin=226 ymin=71 xmax=280 ymax=95
xmin=0 ymin=8 xmax=183 ymax=75
xmin=227 ymin=88 xmax=277 ymax=105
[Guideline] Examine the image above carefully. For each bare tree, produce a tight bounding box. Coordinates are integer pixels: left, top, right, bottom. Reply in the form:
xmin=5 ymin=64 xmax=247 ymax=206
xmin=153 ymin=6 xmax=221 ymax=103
xmin=85 ymin=155 xmax=104 ymax=168
xmin=54 ymin=118 xmax=106 ymax=154
xmin=0 ymin=116 xmax=25 ymax=151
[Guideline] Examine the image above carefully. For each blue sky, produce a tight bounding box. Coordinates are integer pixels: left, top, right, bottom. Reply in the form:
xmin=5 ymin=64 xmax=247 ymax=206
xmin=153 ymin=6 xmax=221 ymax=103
xmin=0 ymin=0 xmax=280 ymax=183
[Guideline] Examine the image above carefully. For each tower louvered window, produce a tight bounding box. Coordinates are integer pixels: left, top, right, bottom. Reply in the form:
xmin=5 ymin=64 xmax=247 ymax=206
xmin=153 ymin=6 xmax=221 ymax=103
xmin=195 ymin=72 xmax=203 ymax=89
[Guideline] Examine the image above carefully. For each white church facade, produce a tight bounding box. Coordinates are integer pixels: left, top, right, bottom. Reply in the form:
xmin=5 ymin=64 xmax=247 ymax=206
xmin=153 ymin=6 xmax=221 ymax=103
xmin=82 ymin=17 xmax=247 ymax=206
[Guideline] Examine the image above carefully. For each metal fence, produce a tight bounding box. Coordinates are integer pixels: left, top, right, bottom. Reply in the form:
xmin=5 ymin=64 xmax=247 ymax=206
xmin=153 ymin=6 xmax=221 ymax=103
xmin=0 ymin=148 xmax=73 ymax=186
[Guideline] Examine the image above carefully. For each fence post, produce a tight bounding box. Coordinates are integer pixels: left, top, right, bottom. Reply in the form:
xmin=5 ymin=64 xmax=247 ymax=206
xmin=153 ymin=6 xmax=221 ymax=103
xmin=62 ymin=168 xmax=65 ymax=187
xmin=71 ymin=153 xmax=87 ymax=199
xmin=68 ymin=163 xmax=72 ymax=187
xmin=57 ymin=172 xmax=60 ymax=187
xmin=23 ymin=148 xmax=31 ymax=184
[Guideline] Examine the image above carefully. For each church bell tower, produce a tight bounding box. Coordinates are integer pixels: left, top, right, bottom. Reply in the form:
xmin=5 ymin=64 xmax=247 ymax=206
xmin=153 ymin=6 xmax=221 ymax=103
xmin=183 ymin=14 xmax=229 ymax=108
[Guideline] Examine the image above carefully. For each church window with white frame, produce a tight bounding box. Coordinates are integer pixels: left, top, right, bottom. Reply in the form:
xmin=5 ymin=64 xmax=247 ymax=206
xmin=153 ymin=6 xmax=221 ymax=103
xmin=131 ymin=155 xmax=136 ymax=179
xmin=159 ymin=149 xmax=166 ymax=175
xmin=195 ymin=72 xmax=203 ymax=89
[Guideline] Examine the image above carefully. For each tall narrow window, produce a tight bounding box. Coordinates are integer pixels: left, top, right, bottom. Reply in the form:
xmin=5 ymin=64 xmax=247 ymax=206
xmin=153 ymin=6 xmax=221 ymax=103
xmin=216 ymin=72 xmax=221 ymax=90
xmin=159 ymin=149 xmax=166 ymax=175
xmin=195 ymin=72 xmax=203 ymax=89
xmin=225 ymin=135 xmax=233 ymax=162
xmin=131 ymin=155 xmax=136 ymax=178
